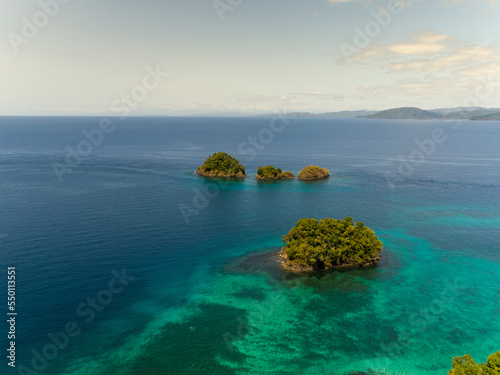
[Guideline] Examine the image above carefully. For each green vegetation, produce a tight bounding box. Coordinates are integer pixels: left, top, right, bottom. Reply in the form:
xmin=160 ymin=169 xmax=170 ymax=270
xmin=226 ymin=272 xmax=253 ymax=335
xmin=197 ymin=152 xmax=246 ymax=178
xmin=448 ymin=351 xmax=500 ymax=374
xmin=280 ymin=217 xmax=383 ymax=271
xmin=256 ymin=165 xmax=294 ymax=180
xmin=298 ymin=165 xmax=329 ymax=181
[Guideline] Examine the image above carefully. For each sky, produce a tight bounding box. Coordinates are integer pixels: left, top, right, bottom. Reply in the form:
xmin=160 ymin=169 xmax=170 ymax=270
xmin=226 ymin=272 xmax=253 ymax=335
xmin=0 ymin=0 xmax=499 ymax=115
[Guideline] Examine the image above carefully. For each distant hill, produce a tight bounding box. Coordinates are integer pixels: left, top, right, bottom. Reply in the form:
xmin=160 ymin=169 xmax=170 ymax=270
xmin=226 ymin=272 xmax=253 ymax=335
xmin=257 ymin=107 xmax=500 ymax=120
xmin=365 ymin=107 xmax=442 ymax=120
xmin=470 ymin=112 xmax=500 ymax=121
xmin=363 ymin=107 xmax=500 ymax=120
xmin=430 ymin=106 xmax=488 ymax=115
xmin=444 ymin=109 xmax=499 ymax=120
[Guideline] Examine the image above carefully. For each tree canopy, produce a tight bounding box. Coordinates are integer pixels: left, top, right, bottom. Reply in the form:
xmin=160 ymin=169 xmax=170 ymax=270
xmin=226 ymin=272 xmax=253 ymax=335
xmin=448 ymin=351 xmax=500 ymax=375
xmin=298 ymin=165 xmax=329 ymax=181
xmin=281 ymin=217 xmax=383 ymax=270
xmin=256 ymin=165 xmax=294 ymax=180
xmin=197 ymin=152 xmax=246 ymax=178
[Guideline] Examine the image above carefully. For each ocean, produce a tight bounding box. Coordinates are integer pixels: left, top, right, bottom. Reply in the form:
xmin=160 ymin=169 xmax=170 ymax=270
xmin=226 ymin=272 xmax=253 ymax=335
xmin=0 ymin=116 xmax=499 ymax=375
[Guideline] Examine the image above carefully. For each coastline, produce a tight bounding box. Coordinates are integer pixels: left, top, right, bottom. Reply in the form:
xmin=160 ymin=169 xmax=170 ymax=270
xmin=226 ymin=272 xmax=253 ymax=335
xmin=196 ymin=170 xmax=246 ymax=178
xmin=256 ymin=175 xmax=294 ymax=181
xmin=276 ymin=247 xmax=382 ymax=273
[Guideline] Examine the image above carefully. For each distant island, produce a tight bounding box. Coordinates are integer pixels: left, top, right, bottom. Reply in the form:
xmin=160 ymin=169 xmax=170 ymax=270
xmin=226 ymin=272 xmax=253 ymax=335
xmin=444 ymin=108 xmax=498 ymax=120
xmin=449 ymin=350 xmax=499 ymax=374
xmin=298 ymin=165 xmax=329 ymax=181
xmin=278 ymin=217 xmax=383 ymax=272
xmin=470 ymin=112 xmax=500 ymax=121
xmin=197 ymin=152 xmax=246 ymax=178
xmin=365 ymin=107 xmax=442 ymax=120
xmin=364 ymin=106 xmax=500 ymax=120
xmin=256 ymin=166 xmax=294 ymax=180
xmin=256 ymin=106 xmax=500 ymax=120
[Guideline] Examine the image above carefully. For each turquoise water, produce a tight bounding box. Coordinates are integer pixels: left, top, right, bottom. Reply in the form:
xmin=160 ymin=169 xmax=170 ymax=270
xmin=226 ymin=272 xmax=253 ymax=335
xmin=0 ymin=117 xmax=499 ymax=374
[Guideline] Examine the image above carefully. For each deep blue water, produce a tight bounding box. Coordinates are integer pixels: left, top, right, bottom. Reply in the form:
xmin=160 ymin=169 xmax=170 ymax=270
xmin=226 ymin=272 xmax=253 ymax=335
xmin=0 ymin=116 xmax=499 ymax=375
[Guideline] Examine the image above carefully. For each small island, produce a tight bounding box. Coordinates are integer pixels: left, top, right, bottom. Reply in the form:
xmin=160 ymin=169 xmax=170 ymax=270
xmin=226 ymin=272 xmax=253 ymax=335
xmin=256 ymin=165 xmax=294 ymax=180
xmin=197 ymin=152 xmax=246 ymax=178
xmin=278 ymin=217 xmax=383 ymax=272
xmin=298 ymin=165 xmax=329 ymax=181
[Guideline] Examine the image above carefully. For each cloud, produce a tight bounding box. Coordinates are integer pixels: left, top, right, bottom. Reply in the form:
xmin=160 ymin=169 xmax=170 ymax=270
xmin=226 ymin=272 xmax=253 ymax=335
xmin=352 ymin=74 xmax=500 ymax=108
xmin=292 ymin=92 xmax=347 ymax=100
xmin=385 ymin=31 xmax=452 ymax=55
xmin=346 ymin=30 xmax=500 ymax=77
xmin=337 ymin=29 xmax=500 ymax=107
xmin=344 ymin=30 xmax=454 ymax=62
xmin=455 ymin=61 xmax=500 ymax=77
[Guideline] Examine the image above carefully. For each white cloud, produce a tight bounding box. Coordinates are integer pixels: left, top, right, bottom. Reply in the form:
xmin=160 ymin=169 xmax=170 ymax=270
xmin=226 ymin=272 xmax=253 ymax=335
xmin=352 ymin=75 xmax=500 ymax=108
xmin=346 ymin=30 xmax=500 ymax=77
xmin=346 ymin=30 xmax=454 ymax=61
xmin=337 ymin=29 xmax=500 ymax=107
xmin=292 ymin=92 xmax=347 ymax=100
xmin=455 ymin=62 xmax=500 ymax=77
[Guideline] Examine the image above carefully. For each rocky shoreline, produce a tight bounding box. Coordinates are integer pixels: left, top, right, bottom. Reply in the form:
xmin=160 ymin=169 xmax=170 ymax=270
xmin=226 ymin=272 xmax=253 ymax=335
xmin=256 ymin=173 xmax=295 ymax=181
xmin=276 ymin=247 xmax=382 ymax=273
xmin=196 ymin=170 xmax=246 ymax=178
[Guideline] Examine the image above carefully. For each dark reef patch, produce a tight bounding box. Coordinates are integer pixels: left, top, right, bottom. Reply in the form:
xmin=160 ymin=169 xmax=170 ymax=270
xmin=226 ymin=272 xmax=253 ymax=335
xmin=100 ymin=304 xmax=249 ymax=375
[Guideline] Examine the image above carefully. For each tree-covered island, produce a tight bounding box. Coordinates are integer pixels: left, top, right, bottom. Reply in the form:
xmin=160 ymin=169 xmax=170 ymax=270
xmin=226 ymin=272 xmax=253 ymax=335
xmin=197 ymin=152 xmax=246 ymax=178
xmin=298 ymin=165 xmax=330 ymax=181
xmin=278 ymin=217 xmax=383 ymax=272
xmin=256 ymin=165 xmax=295 ymax=180
xmin=448 ymin=351 xmax=500 ymax=374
